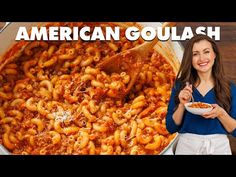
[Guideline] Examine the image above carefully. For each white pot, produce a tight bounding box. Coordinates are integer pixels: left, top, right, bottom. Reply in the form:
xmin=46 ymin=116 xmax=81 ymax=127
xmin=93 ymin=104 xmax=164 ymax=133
xmin=0 ymin=22 xmax=183 ymax=155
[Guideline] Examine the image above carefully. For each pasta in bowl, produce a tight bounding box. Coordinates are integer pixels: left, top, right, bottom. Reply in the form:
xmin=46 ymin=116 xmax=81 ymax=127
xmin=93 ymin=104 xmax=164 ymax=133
xmin=185 ymin=102 xmax=213 ymax=115
xmin=0 ymin=22 xmax=181 ymax=155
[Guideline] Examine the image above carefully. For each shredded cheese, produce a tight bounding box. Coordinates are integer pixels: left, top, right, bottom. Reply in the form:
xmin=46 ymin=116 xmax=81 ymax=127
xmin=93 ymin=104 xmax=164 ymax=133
xmin=52 ymin=107 xmax=73 ymax=122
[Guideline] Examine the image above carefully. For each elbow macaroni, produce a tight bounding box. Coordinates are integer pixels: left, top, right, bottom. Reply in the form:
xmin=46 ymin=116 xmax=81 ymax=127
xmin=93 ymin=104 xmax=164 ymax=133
xmin=0 ymin=22 xmax=177 ymax=154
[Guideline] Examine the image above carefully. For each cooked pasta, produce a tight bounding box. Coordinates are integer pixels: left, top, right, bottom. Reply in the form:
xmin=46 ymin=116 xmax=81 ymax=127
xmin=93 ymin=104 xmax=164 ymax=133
xmin=0 ymin=22 xmax=177 ymax=155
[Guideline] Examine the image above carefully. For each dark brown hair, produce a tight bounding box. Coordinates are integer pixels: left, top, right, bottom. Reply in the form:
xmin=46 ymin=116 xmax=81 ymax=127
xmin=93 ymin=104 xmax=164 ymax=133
xmin=175 ymin=34 xmax=231 ymax=113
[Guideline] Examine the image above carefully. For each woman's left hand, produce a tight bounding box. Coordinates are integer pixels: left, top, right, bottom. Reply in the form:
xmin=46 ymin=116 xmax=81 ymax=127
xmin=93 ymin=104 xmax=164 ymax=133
xmin=201 ymin=104 xmax=227 ymax=119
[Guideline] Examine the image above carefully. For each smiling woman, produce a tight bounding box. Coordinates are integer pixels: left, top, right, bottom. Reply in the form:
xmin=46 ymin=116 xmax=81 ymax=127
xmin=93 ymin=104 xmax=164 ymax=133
xmin=166 ymin=34 xmax=236 ymax=155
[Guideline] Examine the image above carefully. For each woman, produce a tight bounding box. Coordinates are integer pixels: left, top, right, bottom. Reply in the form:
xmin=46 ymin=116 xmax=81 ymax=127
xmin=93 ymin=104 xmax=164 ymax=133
xmin=166 ymin=34 xmax=236 ymax=154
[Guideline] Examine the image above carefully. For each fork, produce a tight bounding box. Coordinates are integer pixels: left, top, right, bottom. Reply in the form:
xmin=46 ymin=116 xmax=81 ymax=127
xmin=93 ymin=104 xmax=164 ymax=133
xmin=186 ymin=82 xmax=195 ymax=102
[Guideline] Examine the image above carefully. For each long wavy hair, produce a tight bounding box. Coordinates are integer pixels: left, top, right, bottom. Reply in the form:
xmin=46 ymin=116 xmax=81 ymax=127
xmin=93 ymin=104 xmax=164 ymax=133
xmin=175 ymin=34 xmax=231 ymax=113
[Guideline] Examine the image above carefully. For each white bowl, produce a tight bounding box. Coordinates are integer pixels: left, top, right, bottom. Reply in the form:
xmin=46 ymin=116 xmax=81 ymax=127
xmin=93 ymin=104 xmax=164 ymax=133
xmin=184 ymin=102 xmax=213 ymax=115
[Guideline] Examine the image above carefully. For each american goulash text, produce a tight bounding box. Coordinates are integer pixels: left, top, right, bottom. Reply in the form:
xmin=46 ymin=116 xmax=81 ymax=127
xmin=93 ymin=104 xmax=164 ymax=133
xmin=15 ymin=26 xmax=221 ymax=41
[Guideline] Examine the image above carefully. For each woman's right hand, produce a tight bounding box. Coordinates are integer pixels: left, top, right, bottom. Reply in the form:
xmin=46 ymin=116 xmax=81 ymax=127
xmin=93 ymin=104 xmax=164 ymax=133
xmin=178 ymin=84 xmax=193 ymax=105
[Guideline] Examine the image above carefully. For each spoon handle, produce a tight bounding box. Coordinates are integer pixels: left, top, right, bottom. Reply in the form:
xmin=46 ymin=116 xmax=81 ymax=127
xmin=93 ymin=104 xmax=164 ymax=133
xmin=186 ymin=82 xmax=194 ymax=102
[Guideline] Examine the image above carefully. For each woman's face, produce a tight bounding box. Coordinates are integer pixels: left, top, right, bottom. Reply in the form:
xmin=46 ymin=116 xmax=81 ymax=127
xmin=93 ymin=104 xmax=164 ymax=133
xmin=192 ymin=39 xmax=216 ymax=74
